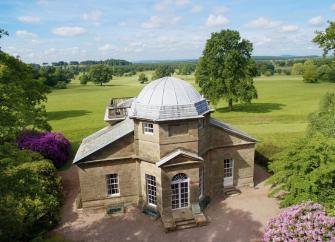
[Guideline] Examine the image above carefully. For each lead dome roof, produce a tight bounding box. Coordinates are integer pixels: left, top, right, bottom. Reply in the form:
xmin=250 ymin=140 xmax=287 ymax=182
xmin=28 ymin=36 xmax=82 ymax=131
xmin=129 ymin=77 xmax=211 ymax=121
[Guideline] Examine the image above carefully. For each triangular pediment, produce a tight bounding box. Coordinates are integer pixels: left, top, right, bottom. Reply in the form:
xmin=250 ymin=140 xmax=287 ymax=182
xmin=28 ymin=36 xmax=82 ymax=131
xmin=157 ymin=149 xmax=203 ymax=167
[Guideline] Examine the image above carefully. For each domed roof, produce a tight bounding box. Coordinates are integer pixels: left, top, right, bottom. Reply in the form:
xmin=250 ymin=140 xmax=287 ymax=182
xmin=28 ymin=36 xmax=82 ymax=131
xmin=129 ymin=77 xmax=211 ymax=121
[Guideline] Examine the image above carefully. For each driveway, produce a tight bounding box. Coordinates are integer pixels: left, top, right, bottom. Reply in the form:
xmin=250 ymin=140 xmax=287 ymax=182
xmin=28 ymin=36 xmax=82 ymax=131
xmin=54 ymin=165 xmax=280 ymax=242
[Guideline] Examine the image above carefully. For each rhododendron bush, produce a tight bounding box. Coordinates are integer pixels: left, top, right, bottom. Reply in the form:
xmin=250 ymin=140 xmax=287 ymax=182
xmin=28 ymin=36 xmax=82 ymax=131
xmin=17 ymin=130 xmax=71 ymax=168
xmin=263 ymin=202 xmax=335 ymax=241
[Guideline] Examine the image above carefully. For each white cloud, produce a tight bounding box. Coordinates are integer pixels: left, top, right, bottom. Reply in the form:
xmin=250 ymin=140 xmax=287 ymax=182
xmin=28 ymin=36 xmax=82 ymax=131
xmin=171 ymin=16 xmax=181 ymax=24
xmin=52 ymin=27 xmax=87 ymax=37
xmin=206 ymin=14 xmax=229 ymax=27
xmin=99 ymin=44 xmax=116 ymax=51
xmin=191 ymin=4 xmax=203 ymax=13
xmin=142 ymin=16 xmax=162 ymax=28
xmin=81 ymin=10 xmax=102 ymax=25
xmin=332 ymin=3 xmax=335 ymax=11
xmin=18 ymin=16 xmax=40 ymax=23
xmin=44 ymin=48 xmax=56 ymax=55
xmin=246 ymin=17 xmax=281 ymax=29
xmin=281 ymin=24 xmax=299 ymax=33
xmin=214 ymin=5 xmax=229 ymax=14
xmin=309 ymin=16 xmax=323 ymax=26
xmin=16 ymin=30 xmax=38 ymax=38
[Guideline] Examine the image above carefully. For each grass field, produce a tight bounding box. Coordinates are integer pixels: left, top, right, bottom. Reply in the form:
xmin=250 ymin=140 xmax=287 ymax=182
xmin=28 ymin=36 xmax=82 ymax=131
xmin=46 ymin=73 xmax=335 ymax=167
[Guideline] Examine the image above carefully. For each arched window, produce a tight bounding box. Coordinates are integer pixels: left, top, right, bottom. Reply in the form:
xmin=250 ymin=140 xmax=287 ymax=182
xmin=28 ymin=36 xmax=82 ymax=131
xmin=172 ymin=173 xmax=188 ymax=182
xmin=171 ymin=173 xmax=189 ymax=209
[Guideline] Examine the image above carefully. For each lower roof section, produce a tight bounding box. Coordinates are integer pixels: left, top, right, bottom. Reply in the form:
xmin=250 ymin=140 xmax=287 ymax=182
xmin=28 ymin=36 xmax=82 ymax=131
xmin=73 ymin=118 xmax=134 ymax=164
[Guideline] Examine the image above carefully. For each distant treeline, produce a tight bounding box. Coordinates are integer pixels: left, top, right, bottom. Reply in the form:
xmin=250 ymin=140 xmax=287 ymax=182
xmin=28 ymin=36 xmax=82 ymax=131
xmin=29 ymin=56 xmax=332 ymax=89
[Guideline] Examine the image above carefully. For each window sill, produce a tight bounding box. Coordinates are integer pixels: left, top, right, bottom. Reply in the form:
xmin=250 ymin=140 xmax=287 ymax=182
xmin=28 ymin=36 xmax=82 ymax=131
xmin=107 ymin=194 xmax=120 ymax=198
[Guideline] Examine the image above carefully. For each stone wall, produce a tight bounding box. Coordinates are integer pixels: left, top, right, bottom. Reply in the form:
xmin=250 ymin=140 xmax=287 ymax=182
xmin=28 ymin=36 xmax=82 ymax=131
xmin=161 ymin=163 xmax=201 ymax=213
xmin=77 ymin=158 xmax=139 ymax=209
xmin=134 ymin=120 xmax=160 ymax=162
xmin=204 ymin=144 xmax=255 ymax=197
xmin=139 ymin=161 xmax=163 ymax=213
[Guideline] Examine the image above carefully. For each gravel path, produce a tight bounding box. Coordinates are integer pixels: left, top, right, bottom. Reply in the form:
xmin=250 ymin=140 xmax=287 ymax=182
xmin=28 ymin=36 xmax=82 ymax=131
xmin=54 ymin=165 xmax=280 ymax=242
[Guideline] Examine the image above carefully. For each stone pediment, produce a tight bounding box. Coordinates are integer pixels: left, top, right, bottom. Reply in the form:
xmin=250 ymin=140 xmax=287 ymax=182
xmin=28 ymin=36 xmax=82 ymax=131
xmin=157 ymin=149 xmax=203 ymax=168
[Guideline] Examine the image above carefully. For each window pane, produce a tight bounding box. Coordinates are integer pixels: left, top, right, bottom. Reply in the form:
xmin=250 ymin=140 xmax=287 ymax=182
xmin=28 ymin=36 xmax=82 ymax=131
xmin=106 ymin=174 xmax=119 ymax=196
xmin=146 ymin=174 xmax=157 ymax=205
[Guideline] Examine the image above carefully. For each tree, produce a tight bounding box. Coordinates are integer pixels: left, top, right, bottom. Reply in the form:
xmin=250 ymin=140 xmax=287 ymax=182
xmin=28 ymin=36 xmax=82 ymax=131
xmin=151 ymin=65 xmax=174 ymax=80
xmin=195 ymin=29 xmax=257 ymax=111
xmin=0 ymin=51 xmax=50 ymax=142
xmin=79 ymin=73 xmax=90 ymax=85
xmin=87 ymin=64 xmax=113 ymax=86
xmin=317 ymin=64 xmax=331 ymax=81
xmin=138 ymin=73 xmax=148 ymax=84
xmin=268 ymin=135 xmax=335 ymax=214
xmin=268 ymin=92 xmax=335 ymax=215
xmin=307 ymin=92 xmax=335 ymax=137
xmin=0 ymin=28 xmax=8 ymax=41
xmin=291 ymin=63 xmax=304 ymax=75
xmin=0 ymin=143 xmax=62 ymax=241
xmin=303 ymin=60 xmax=318 ymax=83
xmin=313 ymin=21 xmax=335 ymax=56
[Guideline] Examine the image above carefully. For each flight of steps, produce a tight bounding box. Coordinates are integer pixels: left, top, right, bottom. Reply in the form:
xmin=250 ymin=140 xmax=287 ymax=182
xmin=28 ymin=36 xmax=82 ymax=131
xmin=223 ymin=187 xmax=241 ymax=197
xmin=174 ymin=217 xmax=197 ymax=230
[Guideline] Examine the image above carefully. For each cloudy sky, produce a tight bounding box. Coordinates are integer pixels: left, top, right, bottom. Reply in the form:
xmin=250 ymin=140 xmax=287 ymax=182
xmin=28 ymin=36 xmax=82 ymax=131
xmin=0 ymin=0 xmax=334 ymax=63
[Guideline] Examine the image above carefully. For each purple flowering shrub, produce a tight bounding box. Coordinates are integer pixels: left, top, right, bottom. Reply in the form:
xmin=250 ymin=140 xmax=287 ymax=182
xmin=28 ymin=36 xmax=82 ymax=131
xmin=263 ymin=202 xmax=335 ymax=241
xmin=17 ymin=130 xmax=71 ymax=168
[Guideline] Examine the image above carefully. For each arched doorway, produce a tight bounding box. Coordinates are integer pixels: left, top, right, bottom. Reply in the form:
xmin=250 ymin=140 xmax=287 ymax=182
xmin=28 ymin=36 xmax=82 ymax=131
xmin=171 ymin=173 xmax=189 ymax=209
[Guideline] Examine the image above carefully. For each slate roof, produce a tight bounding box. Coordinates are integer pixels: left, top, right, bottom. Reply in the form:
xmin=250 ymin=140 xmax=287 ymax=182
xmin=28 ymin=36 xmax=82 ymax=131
xmin=129 ymin=77 xmax=212 ymax=121
xmin=156 ymin=149 xmax=204 ymax=167
xmin=73 ymin=118 xmax=134 ymax=163
xmin=209 ymin=118 xmax=257 ymax=142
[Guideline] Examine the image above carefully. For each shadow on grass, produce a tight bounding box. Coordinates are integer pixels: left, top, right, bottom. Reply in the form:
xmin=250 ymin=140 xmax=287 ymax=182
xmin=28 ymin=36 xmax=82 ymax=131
xmin=217 ymin=102 xmax=286 ymax=114
xmin=47 ymin=110 xmax=91 ymax=121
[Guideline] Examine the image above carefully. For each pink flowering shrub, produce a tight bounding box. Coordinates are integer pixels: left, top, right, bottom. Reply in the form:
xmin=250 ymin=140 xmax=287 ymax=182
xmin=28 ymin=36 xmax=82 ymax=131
xmin=17 ymin=130 xmax=71 ymax=168
xmin=263 ymin=202 xmax=335 ymax=241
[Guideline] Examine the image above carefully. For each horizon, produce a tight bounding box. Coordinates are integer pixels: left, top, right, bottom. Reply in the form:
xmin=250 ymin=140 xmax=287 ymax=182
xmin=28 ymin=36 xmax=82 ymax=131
xmin=1 ymin=0 xmax=334 ymax=64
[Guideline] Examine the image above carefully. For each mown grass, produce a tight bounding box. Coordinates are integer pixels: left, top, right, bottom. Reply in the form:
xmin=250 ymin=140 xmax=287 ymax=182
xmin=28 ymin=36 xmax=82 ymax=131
xmin=46 ymin=73 xmax=335 ymax=168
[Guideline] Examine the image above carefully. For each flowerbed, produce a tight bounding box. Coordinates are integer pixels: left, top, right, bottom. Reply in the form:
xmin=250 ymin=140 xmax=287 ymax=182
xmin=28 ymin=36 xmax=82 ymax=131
xmin=17 ymin=130 xmax=71 ymax=168
xmin=263 ymin=202 xmax=335 ymax=241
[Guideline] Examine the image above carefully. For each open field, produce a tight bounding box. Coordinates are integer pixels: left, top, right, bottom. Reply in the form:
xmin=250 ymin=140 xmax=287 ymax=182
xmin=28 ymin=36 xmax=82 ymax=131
xmin=46 ymin=73 xmax=335 ymax=165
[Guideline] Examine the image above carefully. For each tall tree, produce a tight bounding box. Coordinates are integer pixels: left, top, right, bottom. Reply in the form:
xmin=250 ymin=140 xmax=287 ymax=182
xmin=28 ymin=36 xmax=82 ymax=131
xmin=0 ymin=51 xmax=50 ymax=142
xmin=303 ymin=60 xmax=318 ymax=83
xmin=138 ymin=73 xmax=148 ymax=84
xmin=313 ymin=21 xmax=335 ymax=56
xmin=87 ymin=64 xmax=113 ymax=86
xmin=151 ymin=65 xmax=174 ymax=80
xmin=195 ymin=30 xmax=257 ymax=111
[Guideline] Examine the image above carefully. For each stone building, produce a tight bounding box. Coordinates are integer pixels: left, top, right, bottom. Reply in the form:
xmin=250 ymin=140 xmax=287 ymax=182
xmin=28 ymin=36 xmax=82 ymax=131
xmin=74 ymin=77 xmax=256 ymax=230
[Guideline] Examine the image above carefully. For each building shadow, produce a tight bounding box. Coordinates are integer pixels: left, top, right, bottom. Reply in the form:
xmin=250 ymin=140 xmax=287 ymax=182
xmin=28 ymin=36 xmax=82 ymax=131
xmin=47 ymin=110 xmax=91 ymax=121
xmin=216 ymin=103 xmax=285 ymax=114
xmin=253 ymin=164 xmax=271 ymax=186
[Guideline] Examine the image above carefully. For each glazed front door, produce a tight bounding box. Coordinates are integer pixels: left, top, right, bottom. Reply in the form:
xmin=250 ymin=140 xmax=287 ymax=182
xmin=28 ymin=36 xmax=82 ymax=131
xmin=223 ymin=159 xmax=234 ymax=187
xmin=171 ymin=173 xmax=189 ymax=209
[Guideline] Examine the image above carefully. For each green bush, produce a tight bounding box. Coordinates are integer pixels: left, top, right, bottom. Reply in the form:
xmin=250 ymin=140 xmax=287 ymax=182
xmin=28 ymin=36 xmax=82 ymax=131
xmin=0 ymin=143 xmax=62 ymax=241
xmin=264 ymin=70 xmax=274 ymax=76
xmin=255 ymin=143 xmax=282 ymax=169
xmin=55 ymin=81 xmax=67 ymax=89
xmin=268 ymin=135 xmax=335 ymax=215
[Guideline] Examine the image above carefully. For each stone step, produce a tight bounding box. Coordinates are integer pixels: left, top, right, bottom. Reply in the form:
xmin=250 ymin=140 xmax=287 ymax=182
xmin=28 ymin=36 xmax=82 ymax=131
xmin=175 ymin=221 xmax=197 ymax=230
xmin=174 ymin=217 xmax=194 ymax=223
xmin=223 ymin=187 xmax=241 ymax=197
xmin=175 ymin=219 xmax=196 ymax=226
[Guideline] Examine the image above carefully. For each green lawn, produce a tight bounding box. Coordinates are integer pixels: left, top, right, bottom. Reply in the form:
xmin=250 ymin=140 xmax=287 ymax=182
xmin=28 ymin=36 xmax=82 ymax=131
xmin=46 ymin=73 xmax=335 ymax=163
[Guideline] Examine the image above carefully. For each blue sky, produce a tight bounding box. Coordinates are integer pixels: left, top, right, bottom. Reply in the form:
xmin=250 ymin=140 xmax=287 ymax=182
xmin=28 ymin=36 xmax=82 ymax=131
xmin=0 ymin=0 xmax=334 ymax=63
